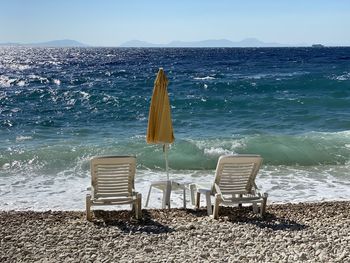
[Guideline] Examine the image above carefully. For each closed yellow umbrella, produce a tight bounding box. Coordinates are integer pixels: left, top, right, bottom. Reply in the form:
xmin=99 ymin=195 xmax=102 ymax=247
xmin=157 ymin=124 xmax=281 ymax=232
xmin=146 ymin=68 xmax=174 ymax=180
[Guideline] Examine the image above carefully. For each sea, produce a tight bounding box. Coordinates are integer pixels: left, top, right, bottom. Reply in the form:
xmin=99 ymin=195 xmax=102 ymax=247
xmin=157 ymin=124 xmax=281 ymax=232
xmin=1 ymin=47 xmax=350 ymax=211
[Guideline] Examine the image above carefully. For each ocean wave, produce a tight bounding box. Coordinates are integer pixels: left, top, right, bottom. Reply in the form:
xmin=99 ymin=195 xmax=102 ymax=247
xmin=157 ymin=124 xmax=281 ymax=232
xmin=1 ymin=131 xmax=350 ymax=175
xmin=243 ymin=71 xmax=309 ymax=80
xmin=0 ymin=74 xmax=63 ymax=88
xmin=2 ymin=163 xmax=350 ymax=211
xmin=203 ymin=147 xmax=234 ymax=156
xmin=3 ymin=64 xmax=31 ymax=71
xmin=330 ymin=72 xmax=350 ymax=81
xmin=0 ymin=75 xmax=21 ymax=87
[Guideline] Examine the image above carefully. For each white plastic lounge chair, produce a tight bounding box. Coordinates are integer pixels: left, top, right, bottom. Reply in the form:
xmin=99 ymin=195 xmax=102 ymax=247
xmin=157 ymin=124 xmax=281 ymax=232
xmin=86 ymin=156 xmax=142 ymax=221
xmin=192 ymin=155 xmax=268 ymax=219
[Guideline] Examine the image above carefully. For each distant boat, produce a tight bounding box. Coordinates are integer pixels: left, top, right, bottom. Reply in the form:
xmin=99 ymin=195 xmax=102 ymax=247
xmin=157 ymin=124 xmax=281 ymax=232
xmin=312 ymin=44 xmax=325 ymax=48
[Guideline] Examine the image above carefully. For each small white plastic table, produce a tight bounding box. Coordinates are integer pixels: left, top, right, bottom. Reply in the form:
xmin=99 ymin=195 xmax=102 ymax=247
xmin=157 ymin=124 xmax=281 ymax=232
xmin=145 ymin=180 xmax=194 ymax=209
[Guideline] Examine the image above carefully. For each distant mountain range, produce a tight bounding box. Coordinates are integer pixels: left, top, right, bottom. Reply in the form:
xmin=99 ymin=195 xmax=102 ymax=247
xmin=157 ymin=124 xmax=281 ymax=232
xmin=0 ymin=39 xmax=88 ymax=47
xmin=120 ymin=38 xmax=305 ymax=48
xmin=0 ymin=38 xmax=320 ymax=48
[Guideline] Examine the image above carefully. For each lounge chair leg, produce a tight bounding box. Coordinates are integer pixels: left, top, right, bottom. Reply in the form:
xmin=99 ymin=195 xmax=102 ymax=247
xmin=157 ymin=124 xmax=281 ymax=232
xmin=195 ymin=192 xmax=200 ymax=209
xmin=213 ymin=194 xmax=222 ymax=219
xmin=252 ymin=202 xmax=258 ymax=213
xmin=260 ymin=193 xmax=268 ymax=216
xmin=135 ymin=193 xmax=142 ymax=219
xmin=86 ymin=194 xmax=92 ymax=221
xmin=205 ymin=192 xmax=212 ymax=215
xmin=238 ymin=194 xmax=243 ymax=208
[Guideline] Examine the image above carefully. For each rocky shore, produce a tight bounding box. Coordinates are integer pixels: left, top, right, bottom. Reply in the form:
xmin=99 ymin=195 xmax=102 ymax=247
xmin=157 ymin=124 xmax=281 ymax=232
xmin=1 ymin=201 xmax=349 ymax=262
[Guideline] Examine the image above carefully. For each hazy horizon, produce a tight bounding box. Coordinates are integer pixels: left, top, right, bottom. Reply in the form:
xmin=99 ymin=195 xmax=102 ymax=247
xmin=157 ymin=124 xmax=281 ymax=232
xmin=1 ymin=0 xmax=349 ymax=47
xmin=1 ymin=38 xmax=344 ymax=48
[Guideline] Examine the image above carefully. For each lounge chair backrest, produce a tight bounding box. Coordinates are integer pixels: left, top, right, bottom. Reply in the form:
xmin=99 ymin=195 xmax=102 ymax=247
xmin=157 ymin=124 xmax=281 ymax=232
xmin=212 ymin=155 xmax=262 ymax=195
xmin=91 ymin=156 xmax=136 ymax=199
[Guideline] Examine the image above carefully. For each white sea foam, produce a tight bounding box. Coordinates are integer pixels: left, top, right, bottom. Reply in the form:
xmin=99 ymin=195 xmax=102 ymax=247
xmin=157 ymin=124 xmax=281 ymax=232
xmin=1 ymin=164 xmax=350 ymax=211
xmin=193 ymin=139 xmax=245 ymax=156
xmin=330 ymin=72 xmax=350 ymax=81
xmin=194 ymin=76 xmax=215 ymax=80
xmin=136 ymin=115 xmax=146 ymax=121
xmin=204 ymin=147 xmax=233 ymax=156
xmin=80 ymin=91 xmax=90 ymax=100
xmin=244 ymin=71 xmax=309 ymax=80
xmin=0 ymin=75 xmax=17 ymax=87
xmin=259 ymin=165 xmax=350 ymax=203
xmin=17 ymin=80 xmax=26 ymax=86
xmin=2 ymin=163 xmax=10 ymax=170
xmin=67 ymin=99 xmax=76 ymax=106
xmin=29 ymin=74 xmax=49 ymax=84
xmin=53 ymin=79 xmax=61 ymax=85
xmin=102 ymin=94 xmax=119 ymax=105
xmin=5 ymin=64 xmax=31 ymax=71
xmin=16 ymin=136 xmax=33 ymax=142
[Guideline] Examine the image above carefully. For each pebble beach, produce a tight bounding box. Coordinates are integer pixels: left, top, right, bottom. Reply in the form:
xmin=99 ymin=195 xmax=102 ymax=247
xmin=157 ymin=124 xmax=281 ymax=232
xmin=1 ymin=201 xmax=349 ymax=263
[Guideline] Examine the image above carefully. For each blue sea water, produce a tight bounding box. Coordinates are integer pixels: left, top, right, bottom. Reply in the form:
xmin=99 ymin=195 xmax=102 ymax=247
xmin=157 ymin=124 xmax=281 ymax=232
xmin=0 ymin=47 xmax=350 ymax=210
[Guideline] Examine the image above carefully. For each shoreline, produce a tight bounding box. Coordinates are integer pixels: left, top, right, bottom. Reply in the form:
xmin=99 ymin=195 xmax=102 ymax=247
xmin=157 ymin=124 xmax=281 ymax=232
xmin=1 ymin=201 xmax=349 ymax=262
xmin=1 ymin=198 xmax=349 ymax=212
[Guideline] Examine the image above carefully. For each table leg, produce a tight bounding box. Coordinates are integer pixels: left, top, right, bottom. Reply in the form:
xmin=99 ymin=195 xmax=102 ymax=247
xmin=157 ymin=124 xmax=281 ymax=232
xmin=196 ymin=192 xmax=200 ymax=209
xmin=161 ymin=188 xmax=166 ymax=209
xmin=183 ymin=188 xmax=186 ymax=208
xmin=145 ymin=185 xmax=153 ymax=207
xmin=189 ymin=184 xmax=196 ymax=206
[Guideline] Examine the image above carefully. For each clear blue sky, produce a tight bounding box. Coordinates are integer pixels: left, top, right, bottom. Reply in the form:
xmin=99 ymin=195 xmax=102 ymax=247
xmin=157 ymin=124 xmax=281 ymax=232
xmin=1 ymin=0 xmax=349 ymax=46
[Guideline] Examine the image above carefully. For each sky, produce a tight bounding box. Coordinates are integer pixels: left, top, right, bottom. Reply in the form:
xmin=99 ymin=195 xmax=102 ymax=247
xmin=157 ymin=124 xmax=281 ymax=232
xmin=1 ymin=0 xmax=349 ymax=46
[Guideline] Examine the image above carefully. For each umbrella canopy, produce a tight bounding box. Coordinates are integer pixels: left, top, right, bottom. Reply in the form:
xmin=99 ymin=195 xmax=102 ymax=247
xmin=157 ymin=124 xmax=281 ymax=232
xmin=146 ymin=68 xmax=174 ymax=180
xmin=146 ymin=68 xmax=174 ymax=144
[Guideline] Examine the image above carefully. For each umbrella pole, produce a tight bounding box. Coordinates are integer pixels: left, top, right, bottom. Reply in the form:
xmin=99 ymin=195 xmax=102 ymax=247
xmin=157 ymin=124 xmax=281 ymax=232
xmin=164 ymin=143 xmax=169 ymax=181
xmin=163 ymin=143 xmax=171 ymax=209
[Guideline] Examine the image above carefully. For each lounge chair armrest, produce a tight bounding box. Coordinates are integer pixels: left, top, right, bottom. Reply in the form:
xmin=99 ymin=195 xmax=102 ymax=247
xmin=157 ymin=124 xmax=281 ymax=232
xmin=87 ymin=186 xmax=95 ymax=199
xmin=214 ymin=183 xmax=222 ymax=195
xmin=132 ymin=190 xmax=141 ymax=196
xmin=253 ymin=188 xmax=268 ymax=198
xmin=215 ymin=193 xmax=223 ymax=201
